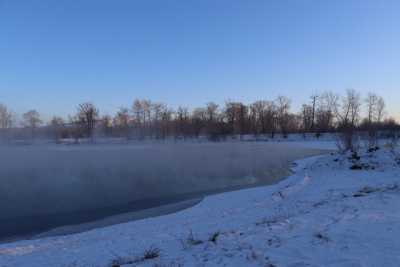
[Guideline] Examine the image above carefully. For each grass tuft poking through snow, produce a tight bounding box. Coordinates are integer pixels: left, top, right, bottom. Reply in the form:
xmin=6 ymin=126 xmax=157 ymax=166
xmin=208 ymin=231 xmax=220 ymax=244
xmin=108 ymin=246 xmax=161 ymax=267
xmin=143 ymin=246 xmax=161 ymax=260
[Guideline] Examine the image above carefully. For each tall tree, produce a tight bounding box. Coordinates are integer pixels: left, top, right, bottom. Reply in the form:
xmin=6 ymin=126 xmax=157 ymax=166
xmin=192 ymin=107 xmax=206 ymax=138
xmin=76 ymin=102 xmax=99 ymax=142
xmin=132 ymin=99 xmax=152 ymax=139
xmin=334 ymin=89 xmax=362 ymax=151
xmin=101 ymin=115 xmax=113 ymax=137
xmin=0 ymin=104 xmax=13 ymax=142
xmin=315 ymin=92 xmax=337 ymax=133
xmin=0 ymin=104 xmax=13 ymax=129
xmin=224 ymin=102 xmax=248 ymax=138
xmin=151 ymin=102 xmax=166 ymax=139
xmin=160 ymin=106 xmax=173 ymax=139
xmin=23 ymin=110 xmax=42 ymax=140
xmin=263 ymin=101 xmax=277 ymax=138
xmin=205 ymin=102 xmax=219 ymax=138
xmin=301 ymin=104 xmax=314 ymax=133
xmin=114 ymin=107 xmax=131 ymax=140
xmin=376 ymin=96 xmax=386 ymax=123
xmin=250 ymin=100 xmax=267 ymax=136
xmin=276 ymin=96 xmax=291 ymax=136
xmin=175 ymin=106 xmax=189 ymax=139
xmin=49 ymin=116 xmax=65 ymax=143
xmin=310 ymin=94 xmax=318 ymax=131
xmin=365 ymin=93 xmax=386 ymax=148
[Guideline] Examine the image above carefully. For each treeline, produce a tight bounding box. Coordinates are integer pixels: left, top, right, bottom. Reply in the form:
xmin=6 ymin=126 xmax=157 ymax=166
xmin=0 ymin=90 xmax=399 ymax=147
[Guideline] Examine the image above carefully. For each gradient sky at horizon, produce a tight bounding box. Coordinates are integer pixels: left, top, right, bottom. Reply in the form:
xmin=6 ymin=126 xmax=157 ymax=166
xmin=1 ymin=0 xmax=400 ymax=121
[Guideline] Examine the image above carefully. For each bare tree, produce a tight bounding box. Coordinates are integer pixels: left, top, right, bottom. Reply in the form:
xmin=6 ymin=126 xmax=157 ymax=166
xmin=68 ymin=115 xmax=84 ymax=143
xmin=347 ymin=89 xmax=362 ymax=128
xmin=151 ymin=102 xmax=164 ymax=139
xmin=276 ymin=96 xmax=291 ymax=137
xmin=250 ymin=101 xmax=266 ymax=136
xmin=315 ymin=92 xmax=337 ymax=133
xmin=23 ymin=110 xmax=42 ymax=140
xmin=142 ymin=99 xmax=152 ymax=137
xmin=160 ymin=106 xmax=173 ymax=139
xmin=205 ymin=102 xmax=219 ymax=139
xmin=0 ymin=104 xmax=13 ymax=129
xmin=223 ymin=101 xmax=236 ymax=135
xmin=76 ymin=103 xmax=99 ymax=142
xmin=132 ymin=99 xmax=152 ymax=139
xmin=206 ymin=102 xmax=218 ymax=122
xmin=288 ymin=113 xmax=302 ymax=133
xmin=49 ymin=116 xmax=65 ymax=143
xmin=114 ymin=107 xmax=131 ymax=140
xmin=101 ymin=115 xmax=113 ymax=137
xmin=310 ymin=94 xmax=318 ymax=131
xmin=334 ymin=89 xmax=362 ymax=151
xmin=263 ymin=101 xmax=277 ymax=138
xmin=301 ymin=104 xmax=314 ymax=135
xmin=365 ymin=93 xmax=379 ymax=147
xmin=223 ymin=102 xmax=248 ymax=139
xmin=364 ymin=93 xmax=386 ymax=148
xmin=376 ymin=96 xmax=386 ymax=123
xmin=132 ymin=99 xmax=143 ymax=139
xmin=175 ymin=106 xmax=189 ymax=140
xmin=0 ymin=104 xmax=13 ymax=142
xmin=192 ymin=107 xmax=206 ymax=138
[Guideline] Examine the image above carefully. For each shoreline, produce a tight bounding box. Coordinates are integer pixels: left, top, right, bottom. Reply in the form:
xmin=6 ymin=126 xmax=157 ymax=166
xmin=33 ymin=198 xmax=204 ymax=240
xmin=0 ymin=143 xmax=332 ymax=244
xmin=30 ymin=152 xmax=329 ymax=243
xmin=0 ymin=146 xmax=350 ymax=267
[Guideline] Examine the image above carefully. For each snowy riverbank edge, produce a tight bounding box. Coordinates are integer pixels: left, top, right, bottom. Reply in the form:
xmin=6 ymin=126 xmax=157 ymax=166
xmin=1 ymin=145 xmax=400 ymax=266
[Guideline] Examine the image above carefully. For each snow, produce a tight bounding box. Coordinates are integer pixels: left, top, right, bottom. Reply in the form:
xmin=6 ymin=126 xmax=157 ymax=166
xmin=1 ymin=142 xmax=400 ymax=266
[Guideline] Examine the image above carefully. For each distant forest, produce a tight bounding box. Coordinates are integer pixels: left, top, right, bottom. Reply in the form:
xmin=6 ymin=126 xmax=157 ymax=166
xmin=0 ymin=89 xmax=399 ymax=144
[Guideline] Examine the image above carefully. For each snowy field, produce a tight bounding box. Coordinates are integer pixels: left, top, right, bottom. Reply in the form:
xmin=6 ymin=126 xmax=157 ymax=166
xmin=0 ymin=142 xmax=325 ymax=241
xmin=1 ymin=141 xmax=400 ymax=266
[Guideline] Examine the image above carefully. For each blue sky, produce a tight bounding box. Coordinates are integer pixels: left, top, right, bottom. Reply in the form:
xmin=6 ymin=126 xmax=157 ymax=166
xmin=1 ymin=0 xmax=400 ymax=120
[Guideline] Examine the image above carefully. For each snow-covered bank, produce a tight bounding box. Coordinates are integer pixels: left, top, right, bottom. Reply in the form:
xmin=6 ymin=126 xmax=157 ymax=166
xmin=1 ymin=145 xmax=400 ymax=266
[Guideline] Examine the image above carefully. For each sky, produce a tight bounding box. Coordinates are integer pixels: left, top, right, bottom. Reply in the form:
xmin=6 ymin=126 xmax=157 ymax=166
xmin=1 ymin=0 xmax=400 ymax=121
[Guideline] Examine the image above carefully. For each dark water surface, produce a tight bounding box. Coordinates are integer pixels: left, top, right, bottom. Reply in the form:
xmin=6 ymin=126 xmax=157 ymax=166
xmin=0 ymin=142 xmax=325 ymax=242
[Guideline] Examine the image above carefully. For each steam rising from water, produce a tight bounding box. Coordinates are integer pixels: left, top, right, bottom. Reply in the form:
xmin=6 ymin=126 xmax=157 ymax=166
xmin=0 ymin=142 xmax=321 ymax=220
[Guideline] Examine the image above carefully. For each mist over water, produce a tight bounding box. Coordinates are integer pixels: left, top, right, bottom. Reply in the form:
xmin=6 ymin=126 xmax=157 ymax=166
xmin=0 ymin=142 xmax=323 ymax=239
